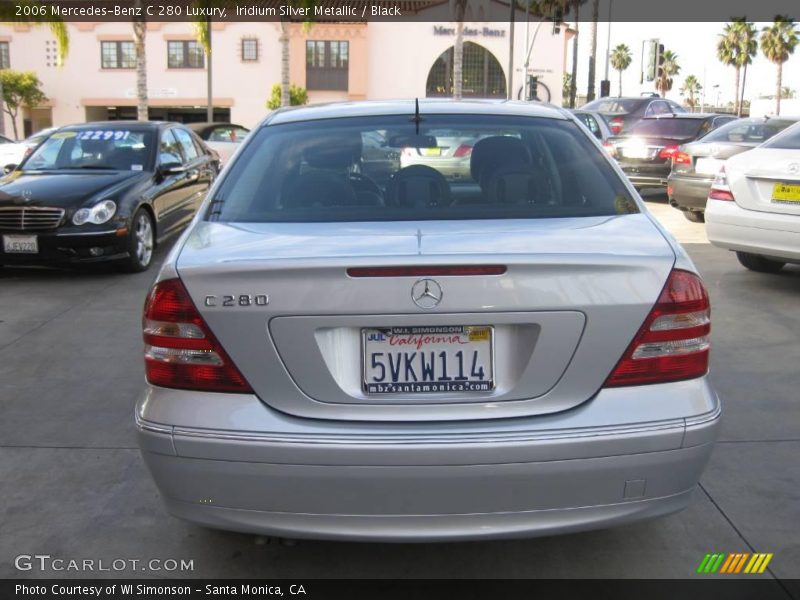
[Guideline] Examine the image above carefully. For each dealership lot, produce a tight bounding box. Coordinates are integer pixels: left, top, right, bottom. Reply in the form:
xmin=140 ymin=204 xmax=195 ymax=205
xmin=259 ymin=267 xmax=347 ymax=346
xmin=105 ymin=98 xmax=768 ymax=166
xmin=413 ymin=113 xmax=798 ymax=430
xmin=0 ymin=198 xmax=798 ymax=585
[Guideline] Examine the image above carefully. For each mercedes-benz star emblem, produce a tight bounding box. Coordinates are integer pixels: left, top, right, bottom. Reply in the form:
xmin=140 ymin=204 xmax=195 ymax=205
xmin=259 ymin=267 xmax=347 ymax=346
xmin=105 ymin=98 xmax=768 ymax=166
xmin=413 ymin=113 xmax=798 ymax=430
xmin=789 ymin=163 xmax=800 ymax=175
xmin=411 ymin=279 xmax=443 ymax=309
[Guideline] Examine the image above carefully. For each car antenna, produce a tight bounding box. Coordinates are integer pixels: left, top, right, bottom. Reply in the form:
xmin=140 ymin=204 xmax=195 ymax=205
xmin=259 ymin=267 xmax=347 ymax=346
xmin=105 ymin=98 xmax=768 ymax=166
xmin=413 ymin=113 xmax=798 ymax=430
xmin=410 ymin=98 xmax=423 ymax=134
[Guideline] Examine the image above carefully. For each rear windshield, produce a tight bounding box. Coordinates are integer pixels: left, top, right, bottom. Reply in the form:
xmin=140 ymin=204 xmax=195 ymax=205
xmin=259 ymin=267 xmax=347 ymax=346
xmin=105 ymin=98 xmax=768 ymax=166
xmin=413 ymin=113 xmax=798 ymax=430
xmin=581 ymin=99 xmax=641 ymax=114
xmin=209 ymin=115 xmax=637 ymax=223
xmin=699 ymin=118 xmax=794 ymax=144
xmin=627 ymin=118 xmax=708 ymax=138
xmin=761 ymin=121 xmax=800 ymax=149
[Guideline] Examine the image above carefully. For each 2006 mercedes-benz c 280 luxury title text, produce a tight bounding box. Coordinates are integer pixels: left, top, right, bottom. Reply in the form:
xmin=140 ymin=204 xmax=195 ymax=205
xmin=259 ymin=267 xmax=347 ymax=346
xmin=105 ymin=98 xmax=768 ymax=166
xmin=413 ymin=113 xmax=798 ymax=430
xmin=136 ymin=99 xmax=720 ymax=541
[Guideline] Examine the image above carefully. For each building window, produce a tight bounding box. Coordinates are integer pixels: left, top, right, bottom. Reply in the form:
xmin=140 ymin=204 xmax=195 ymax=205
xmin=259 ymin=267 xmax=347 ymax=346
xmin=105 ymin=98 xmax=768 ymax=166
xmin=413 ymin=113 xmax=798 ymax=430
xmin=241 ymin=38 xmax=258 ymax=62
xmin=101 ymin=41 xmax=135 ymax=69
xmin=305 ymin=40 xmax=348 ymax=91
xmin=167 ymin=41 xmax=205 ymax=69
xmin=0 ymin=42 xmax=9 ymax=69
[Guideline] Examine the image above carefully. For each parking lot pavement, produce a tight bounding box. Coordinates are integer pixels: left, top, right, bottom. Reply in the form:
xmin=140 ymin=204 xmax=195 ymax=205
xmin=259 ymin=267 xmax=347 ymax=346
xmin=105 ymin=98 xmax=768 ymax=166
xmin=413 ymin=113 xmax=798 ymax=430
xmin=1 ymin=202 xmax=798 ymax=583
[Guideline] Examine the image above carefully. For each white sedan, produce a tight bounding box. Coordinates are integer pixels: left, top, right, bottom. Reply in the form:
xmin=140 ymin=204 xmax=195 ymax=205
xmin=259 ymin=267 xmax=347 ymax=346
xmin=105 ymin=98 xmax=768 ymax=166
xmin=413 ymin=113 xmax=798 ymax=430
xmin=0 ymin=127 xmax=59 ymax=172
xmin=706 ymin=122 xmax=800 ymax=273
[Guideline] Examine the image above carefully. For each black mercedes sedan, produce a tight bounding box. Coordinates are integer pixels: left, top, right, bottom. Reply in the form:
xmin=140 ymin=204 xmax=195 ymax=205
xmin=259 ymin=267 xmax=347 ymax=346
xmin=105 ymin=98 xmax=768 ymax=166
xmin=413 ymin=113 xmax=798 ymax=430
xmin=0 ymin=121 xmax=218 ymax=272
xmin=605 ymin=113 xmax=736 ymax=191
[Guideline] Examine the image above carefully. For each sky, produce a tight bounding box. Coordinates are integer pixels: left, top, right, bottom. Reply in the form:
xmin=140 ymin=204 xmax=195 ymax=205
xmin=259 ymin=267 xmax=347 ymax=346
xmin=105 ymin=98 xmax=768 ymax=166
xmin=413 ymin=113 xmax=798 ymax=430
xmin=561 ymin=20 xmax=800 ymax=106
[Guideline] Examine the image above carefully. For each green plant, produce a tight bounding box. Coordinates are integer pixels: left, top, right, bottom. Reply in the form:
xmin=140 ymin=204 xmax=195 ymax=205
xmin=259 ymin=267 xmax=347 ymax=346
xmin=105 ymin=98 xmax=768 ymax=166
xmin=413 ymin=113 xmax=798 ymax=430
xmin=266 ymin=83 xmax=308 ymax=110
xmin=0 ymin=70 xmax=46 ymax=139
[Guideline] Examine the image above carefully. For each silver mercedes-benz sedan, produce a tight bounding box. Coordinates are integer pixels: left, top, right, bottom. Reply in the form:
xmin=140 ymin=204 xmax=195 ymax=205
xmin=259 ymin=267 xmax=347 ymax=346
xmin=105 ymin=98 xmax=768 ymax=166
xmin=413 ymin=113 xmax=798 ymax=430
xmin=137 ymin=100 xmax=720 ymax=541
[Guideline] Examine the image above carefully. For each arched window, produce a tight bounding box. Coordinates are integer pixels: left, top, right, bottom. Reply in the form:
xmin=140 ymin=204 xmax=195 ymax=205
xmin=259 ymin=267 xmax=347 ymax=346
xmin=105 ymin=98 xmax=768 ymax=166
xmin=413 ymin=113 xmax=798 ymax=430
xmin=426 ymin=42 xmax=506 ymax=98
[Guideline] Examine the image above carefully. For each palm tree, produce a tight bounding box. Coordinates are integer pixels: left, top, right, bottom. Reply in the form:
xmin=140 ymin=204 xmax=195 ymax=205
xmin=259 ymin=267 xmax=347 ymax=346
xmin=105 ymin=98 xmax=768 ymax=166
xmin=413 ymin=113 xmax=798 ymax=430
xmin=781 ymin=86 xmax=797 ymax=99
xmin=450 ymin=0 xmax=468 ymax=100
xmin=569 ymin=0 xmax=579 ymax=107
xmin=278 ymin=1 xmax=318 ymax=108
xmin=717 ymin=18 xmax=757 ymax=116
xmin=586 ymin=0 xmax=599 ymax=102
xmin=680 ymin=75 xmax=702 ymax=109
xmin=655 ymin=49 xmax=680 ymax=97
xmin=190 ymin=6 xmax=212 ymax=121
xmin=0 ymin=2 xmax=69 ymax=136
xmin=760 ymin=16 xmax=799 ymax=115
xmin=609 ymin=43 xmax=631 ymax=97
xmin=132 ymin=0 xmax=147 ymax=121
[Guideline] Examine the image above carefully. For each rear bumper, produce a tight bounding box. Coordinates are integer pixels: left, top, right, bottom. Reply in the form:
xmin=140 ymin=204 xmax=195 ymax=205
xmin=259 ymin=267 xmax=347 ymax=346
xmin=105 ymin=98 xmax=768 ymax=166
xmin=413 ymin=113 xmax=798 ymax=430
xmin=706 ymin=199 xmax=800 ymax=262
xmin=0 ymin=228 xmax=129 ymax=266
xmin=668 ymin=174 xmax=713 ymax=211
xmin=137 ymin=378 xmax=721 ymax=541
xmin=618 ymin=163 xmax=670 ymax=188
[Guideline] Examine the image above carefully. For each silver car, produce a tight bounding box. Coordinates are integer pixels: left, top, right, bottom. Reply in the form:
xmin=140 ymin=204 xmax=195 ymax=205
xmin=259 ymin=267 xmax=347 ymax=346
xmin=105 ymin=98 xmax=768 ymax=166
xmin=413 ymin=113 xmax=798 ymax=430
xmin=137 ymin=100 xmax=720 ymax=542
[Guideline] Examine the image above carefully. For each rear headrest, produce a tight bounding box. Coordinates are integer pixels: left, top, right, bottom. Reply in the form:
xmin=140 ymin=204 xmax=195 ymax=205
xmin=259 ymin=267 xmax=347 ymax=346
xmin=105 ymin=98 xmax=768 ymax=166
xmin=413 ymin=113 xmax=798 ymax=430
xmin=303 ymin=133 xmax=362 ymax=169
xmin=470 ymin=136 xmax=532 ymax=182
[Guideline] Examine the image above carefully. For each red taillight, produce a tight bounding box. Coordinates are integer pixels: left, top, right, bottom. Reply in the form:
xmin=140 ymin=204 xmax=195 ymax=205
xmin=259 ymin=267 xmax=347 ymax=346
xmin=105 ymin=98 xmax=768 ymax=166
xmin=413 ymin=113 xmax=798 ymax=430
xmin=708 ymin=165 xmax=735 ymax=201
xmin=609 ymin=118 xmax=624 ymax=135
xmin=658 ymin=144 xmax=680 ymax=160
xmin=453 ymin=144 xmax=473 ymax=158
xmin=672 ymin=151 xmax=692 ymax=165
xmin=708 ymin=188 xmax=735 ymax=201
xmin=604 ymin=269 xmax=710 ymax=387
xmin=347 ymin=265 xmax=506 ymax=277
xmin=142 ymin=279 xmax=252 ymax=393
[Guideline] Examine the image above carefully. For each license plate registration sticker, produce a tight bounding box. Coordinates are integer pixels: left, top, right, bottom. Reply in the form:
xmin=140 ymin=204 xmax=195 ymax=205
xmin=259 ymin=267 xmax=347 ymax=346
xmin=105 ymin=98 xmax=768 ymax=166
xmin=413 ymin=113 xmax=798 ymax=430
xmin=772 ymin=183 xmax=800 ymax=203
xmin=3 ymin=234 xmax=38 ymax=254
xmin=362 ymin=326 xmax=494 ymax=395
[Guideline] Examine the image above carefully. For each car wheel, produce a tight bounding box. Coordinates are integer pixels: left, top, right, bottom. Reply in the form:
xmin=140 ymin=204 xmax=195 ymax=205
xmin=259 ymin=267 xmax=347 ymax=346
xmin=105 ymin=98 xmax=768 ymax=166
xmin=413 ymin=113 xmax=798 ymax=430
xmin=123 ymin=208 xmax=155 ymax=272
xmin=735 ymin=252 xmax=785 ymax=274
xmin=683 ymin=211 xmax=705 ymax=223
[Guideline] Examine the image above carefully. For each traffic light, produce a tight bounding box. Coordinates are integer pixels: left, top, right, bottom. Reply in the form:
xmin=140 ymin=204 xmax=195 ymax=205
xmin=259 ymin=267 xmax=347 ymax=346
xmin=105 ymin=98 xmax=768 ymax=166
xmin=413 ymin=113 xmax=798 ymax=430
xmin=600 ymin=80 xmax=611 ymax=98
xmin=656 ymin=44 xmax=665 ymax=81
xmin=527 ymin=75 xmax=539 ymax=101
xmin=646 ymin=39 xmax=658 ymax=82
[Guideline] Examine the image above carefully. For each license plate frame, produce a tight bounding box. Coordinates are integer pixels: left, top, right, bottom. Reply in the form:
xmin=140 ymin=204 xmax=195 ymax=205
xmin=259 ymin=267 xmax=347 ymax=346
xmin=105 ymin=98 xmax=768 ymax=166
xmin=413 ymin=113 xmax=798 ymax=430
xmin=771 ymin=182 xmax=800 ymax=203
xmin=2 ymin=234 xmax=39 ymax=254
xmin=420 ymin=147 xmax=442 ymax=157
xmin=362 ymin=325 xmax=495 ymax=395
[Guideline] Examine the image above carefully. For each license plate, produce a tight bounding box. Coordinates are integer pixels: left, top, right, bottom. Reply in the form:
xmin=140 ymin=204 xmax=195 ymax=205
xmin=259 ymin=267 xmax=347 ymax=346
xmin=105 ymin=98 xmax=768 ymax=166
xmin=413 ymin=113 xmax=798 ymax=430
xmin=620 ymin=145 xmax=651 ymax=159
xmin=695 ymin=158 xmax=723 ymax=175
xmin=362 ymin=326 xmax=494 ymax=395
xmin=421 ymin=147 xmax=442 ymax=156
xmin=3 ymin=234 xmax=38 ymax=254
xmin=772 ymin=183 xmax=800 ymax=203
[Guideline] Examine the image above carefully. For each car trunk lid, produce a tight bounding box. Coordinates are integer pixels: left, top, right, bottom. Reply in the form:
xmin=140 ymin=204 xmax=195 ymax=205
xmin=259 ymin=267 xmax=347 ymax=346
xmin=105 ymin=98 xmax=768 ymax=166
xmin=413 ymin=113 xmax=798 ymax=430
xmin=729 ymin=149 xmax=800 ymax=216
xmin=176 ymin=215 xmax=676 ymax=421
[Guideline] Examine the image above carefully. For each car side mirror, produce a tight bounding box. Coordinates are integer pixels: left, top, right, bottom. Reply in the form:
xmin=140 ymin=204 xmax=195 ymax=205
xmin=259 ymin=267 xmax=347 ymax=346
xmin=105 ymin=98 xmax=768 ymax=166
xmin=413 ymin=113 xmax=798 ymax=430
xmin=4 ymin=164 xmax=18 ymax=174
xmin=158 ymin=161 xmax=184 ymax=176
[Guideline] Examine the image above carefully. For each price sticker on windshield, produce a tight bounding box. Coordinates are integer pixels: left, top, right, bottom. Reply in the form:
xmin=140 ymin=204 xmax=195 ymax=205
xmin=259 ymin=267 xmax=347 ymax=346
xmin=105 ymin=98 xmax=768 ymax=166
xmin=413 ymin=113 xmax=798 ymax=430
xmin=76 ymin=130 xmax=131 ymax=141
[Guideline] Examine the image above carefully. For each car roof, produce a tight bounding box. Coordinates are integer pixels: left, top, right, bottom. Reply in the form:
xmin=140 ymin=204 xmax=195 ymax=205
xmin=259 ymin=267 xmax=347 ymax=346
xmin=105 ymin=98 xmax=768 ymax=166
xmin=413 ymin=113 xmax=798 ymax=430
xmin=643 ymin=113 xmax=726 ymax=120
xmin=59 ymin=120 xmax=171 ymax=131
xmin=264 ymin=99 xmax=570 ymax=126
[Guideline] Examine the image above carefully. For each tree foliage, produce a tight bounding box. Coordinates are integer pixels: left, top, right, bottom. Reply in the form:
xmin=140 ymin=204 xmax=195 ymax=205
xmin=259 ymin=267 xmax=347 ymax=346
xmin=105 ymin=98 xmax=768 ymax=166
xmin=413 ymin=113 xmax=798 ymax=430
xmin=609 ymin=43 xmax=632 ymax=96
xmin=0 ymin=70 xmax=46 ymax=139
